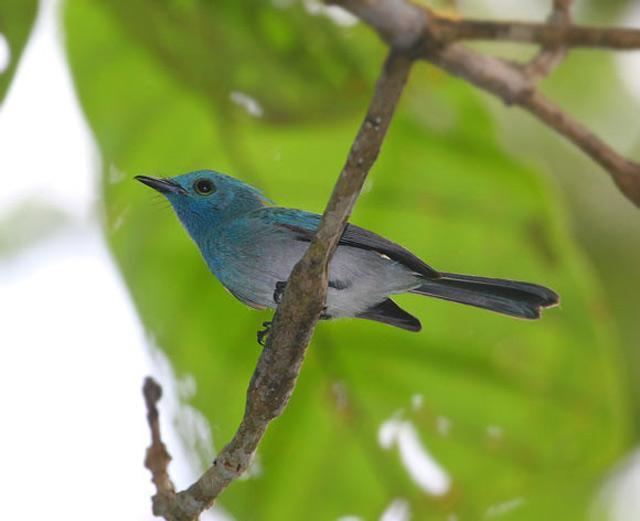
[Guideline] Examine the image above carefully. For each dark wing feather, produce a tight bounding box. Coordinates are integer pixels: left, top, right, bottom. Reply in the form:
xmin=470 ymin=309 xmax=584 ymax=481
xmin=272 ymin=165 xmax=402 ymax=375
xmin=357 ymin=298 xmax=422 ymax=331
xmin=342 ymin=223 xmax=440 ymax=278
xmin=277 ymin=219 xmax=440 ymax=279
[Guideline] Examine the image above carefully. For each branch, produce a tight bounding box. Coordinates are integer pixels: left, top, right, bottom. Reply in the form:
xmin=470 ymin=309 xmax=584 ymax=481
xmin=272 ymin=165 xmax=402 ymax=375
xmin=523 ymin=0 xmax=572 ymax=83
xmin=431 ymin=18 xmax=640 ymax=50
xmin=329 ymin=0 xmax=640 ymax=207
xmin=522 ymin=92 xmax=640 ymax=202
xmin=143 ymin=377 xmax=176 ymax=510
xmin=144 ymin=51 xmax=413 ymax=521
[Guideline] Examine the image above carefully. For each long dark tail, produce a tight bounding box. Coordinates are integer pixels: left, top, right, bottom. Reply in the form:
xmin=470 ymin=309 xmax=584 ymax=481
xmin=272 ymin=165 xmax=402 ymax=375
xmin=411 ymin=272 xmax=559 ymax=319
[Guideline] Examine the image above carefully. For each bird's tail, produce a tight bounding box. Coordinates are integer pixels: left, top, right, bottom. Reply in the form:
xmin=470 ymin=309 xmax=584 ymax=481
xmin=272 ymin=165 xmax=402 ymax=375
xmin=411 ymin=272 xmax=559 ymax=319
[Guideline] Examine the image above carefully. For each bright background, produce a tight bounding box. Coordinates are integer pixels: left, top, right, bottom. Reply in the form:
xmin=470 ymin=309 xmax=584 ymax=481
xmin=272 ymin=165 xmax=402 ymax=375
xmin=1 ymin=1 xmax=640 ymax=520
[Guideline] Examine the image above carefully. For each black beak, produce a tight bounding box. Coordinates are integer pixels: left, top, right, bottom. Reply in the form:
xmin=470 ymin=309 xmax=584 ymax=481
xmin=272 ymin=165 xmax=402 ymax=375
xmin=135 ymin=175 xmax=187 ymax=195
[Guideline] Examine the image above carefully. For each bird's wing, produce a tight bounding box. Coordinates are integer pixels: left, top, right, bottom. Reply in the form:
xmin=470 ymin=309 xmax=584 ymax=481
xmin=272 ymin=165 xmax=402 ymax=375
xmin=357 ymin=298 xmax=422 ymax=331
xmin=254 ymin=207 xmax=440 ymax=279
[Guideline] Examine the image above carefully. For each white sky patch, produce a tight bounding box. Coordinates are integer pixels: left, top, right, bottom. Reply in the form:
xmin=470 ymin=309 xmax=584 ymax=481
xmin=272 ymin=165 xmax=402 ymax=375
xmin=0 ymin=1 xmax=233 ymax=519
xmin=230 ymin=90 xmax=264 ymax=118
xmin=0 ymin=0 xmax=98 ymax=219
xmin=616 ymin=2 xmax=640 ymax=105
xmin=303 ymin=0 xmax=358 ymax=27
xmin=337 ymin=516 xmax=363 ymax=521
xmin=0 ymin=226 xmax=235 ymax=521
xmin=378 ymin=418 xmax=451 ymax=496
xmin=411 ymin=393 xmax=423 ymax=410
xmin=598 ymin=449 xmax=640 ymax=521
xmin=380 ymin=498 xmax=411 ymax=521
xmin=0 ymin=227 xmax=159 ymax=520
xmin=0 ymin=33 xmax=10 ymax=74
xmin=484 ymin=497 xmax=525 ymax=518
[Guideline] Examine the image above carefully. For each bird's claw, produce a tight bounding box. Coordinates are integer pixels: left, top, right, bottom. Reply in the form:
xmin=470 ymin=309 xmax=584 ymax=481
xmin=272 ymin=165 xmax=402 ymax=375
xmin=257 ymin=321 xmax=272 ymax=346
xmin=273 ymin=281 xmax=287 ymax=305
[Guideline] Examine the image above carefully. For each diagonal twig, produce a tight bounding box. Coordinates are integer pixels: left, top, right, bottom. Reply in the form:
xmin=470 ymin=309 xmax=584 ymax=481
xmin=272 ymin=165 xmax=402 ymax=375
xmin=144 ymin=51 xmax=413 ymax=521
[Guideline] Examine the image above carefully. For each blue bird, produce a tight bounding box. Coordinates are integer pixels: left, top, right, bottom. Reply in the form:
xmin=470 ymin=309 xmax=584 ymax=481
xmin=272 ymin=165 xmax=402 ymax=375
xmin=136 ymin=170 xmax=559 ymax=333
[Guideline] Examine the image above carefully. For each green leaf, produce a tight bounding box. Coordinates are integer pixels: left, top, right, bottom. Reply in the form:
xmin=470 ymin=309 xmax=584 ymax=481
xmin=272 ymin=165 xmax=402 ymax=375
xmin=0 ymin=0 xmax=38 ymax=103
xmin=81 ymin=0 xmax=372 ymax=125
xmin=65 ymin=1 xmax=632 ymax=519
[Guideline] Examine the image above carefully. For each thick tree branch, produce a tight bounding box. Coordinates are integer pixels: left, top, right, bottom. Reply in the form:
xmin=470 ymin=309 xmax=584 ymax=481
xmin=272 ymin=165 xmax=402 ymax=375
xmin=329 ymin=0 xmax=640 ymax=207
xmin=144 ymin=51 xmax=413 ymax=521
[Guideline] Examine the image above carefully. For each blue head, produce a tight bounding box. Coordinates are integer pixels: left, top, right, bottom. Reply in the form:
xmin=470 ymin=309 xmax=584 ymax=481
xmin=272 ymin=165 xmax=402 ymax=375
xmin=136 ymin=170 xmax=271 ymax=242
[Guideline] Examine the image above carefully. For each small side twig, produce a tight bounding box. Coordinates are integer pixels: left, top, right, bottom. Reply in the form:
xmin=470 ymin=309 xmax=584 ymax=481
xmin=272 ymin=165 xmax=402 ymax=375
xmin=143 ymin=377 xmax=176 ymax=515
xmin=523 ymin=0 xmax=572 ymax=83
xmin=144 ymin=51 xmax=413 ymax=521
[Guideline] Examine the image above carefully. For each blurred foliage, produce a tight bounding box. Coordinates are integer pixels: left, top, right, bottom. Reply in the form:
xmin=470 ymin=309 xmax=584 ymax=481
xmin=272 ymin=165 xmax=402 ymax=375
xmin=0 ymin=0 xmax=38 ymax=103
xmin=476 ymin=0 xmax=640 ymax=431
xmin=0 ymin=200 xmax=70 ymax=259
xmin=90 ymin=0 xmax=372 ymax=125
xmin=63 ymin=0 xmax=633 ymax=520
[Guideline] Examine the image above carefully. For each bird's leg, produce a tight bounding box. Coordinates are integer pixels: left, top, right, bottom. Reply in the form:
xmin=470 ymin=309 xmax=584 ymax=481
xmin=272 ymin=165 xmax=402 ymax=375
xmin=257 ymin=321 xmax=272 ymax=346
xmin=258 ymin=281 xmax=290 ymax=345
xmin=266 ymin=280 xmax=330 ymax=342
xmin=273 ymin=281 xmax=287 ymax=305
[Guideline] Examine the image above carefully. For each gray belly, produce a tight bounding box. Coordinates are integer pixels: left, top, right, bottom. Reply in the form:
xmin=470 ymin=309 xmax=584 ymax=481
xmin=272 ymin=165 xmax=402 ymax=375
xmin=325 ymin=246 xmax=421 ymax=317
xmin=211 ymin=236 xmax=420 ymax=317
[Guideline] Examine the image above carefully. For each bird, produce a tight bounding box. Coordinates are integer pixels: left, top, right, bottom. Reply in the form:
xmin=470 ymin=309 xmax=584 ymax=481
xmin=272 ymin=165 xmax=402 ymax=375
xmin=135 ymin=170 xmax=559 ymax=337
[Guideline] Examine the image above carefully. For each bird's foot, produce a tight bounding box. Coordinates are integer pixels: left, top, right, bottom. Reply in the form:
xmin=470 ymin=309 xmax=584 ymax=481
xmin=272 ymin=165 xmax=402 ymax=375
xmin=273 ymin=281 xmax=287 ymax=305
xmin=257 ymin=321 xmax=272 ymax=346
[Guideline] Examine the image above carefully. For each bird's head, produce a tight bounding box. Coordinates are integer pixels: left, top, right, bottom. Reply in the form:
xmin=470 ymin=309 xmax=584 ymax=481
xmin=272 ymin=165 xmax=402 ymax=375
xmin=135 ymin=170 xmax=271 ymax=241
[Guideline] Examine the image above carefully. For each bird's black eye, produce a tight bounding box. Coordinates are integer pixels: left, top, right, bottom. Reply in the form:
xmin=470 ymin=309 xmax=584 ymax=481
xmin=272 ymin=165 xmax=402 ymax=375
xmin=194 ymin=178 xmax=215 ymax=195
